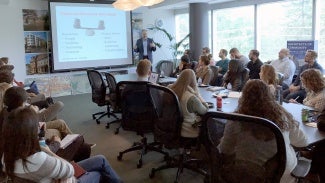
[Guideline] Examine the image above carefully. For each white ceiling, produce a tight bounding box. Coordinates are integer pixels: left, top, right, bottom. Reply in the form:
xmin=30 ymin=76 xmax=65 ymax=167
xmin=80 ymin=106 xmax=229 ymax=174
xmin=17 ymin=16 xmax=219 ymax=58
xmin=150 ymin=0 xmax=238 ymax=10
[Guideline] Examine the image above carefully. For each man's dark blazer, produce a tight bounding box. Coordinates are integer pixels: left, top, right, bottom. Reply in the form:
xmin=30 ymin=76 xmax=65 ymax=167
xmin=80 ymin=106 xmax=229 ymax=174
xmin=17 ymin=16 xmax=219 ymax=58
xmin=134 ymin=38 xmax=156 ymax=62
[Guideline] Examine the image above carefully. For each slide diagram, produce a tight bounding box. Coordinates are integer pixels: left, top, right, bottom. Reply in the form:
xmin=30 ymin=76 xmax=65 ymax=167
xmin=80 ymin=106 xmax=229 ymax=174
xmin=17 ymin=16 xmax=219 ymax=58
xmin=73 ymin=18 xmax=105 ymax=36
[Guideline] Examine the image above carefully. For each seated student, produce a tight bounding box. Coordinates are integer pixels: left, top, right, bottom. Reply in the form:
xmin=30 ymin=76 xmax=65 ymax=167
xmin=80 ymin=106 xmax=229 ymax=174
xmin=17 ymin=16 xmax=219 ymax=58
xmin=172 ymin=55 xmax=192 ymax=77
xmin=215 ymin=49 xmax=230 ymax=86
xmin=223 ymin=59 xmax=246 ymax=91
xmin=195 ymin=55 xmax=212 ymax=85
xmin=289 ymin=69 xmax=325 ymax=112
xmin=0 ymin=59 xmax=55 ymax=109
xmin=169 ymin=69 xmax=209 ymax=138
xmin=259 ymin=64 xmax=278 ymax=95
xmin=218 ymin=80 xmax=308 ymax=183
xmin=0 ymin=106 xmax=123 ymax=183
xmin=2 ymin=86 xmax=92 ymax=162
xmin=0 ymin=70 xmax=64 ymax=122
xmin=283 ymin=50 xmax=323 ymax=103
xmin=136 ymin=59 xmax=151 ymax=81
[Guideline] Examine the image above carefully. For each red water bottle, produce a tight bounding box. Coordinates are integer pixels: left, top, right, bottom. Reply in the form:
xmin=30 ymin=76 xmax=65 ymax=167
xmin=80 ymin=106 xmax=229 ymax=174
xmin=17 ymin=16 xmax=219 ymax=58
xmin=217 ymin=96 xmax=222 ymax=111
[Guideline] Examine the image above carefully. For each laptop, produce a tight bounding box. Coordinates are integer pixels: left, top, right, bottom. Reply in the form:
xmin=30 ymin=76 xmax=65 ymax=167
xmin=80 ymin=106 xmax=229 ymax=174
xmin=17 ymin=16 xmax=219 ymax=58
xmin=148 ymin=72 xmax=160 ymax=84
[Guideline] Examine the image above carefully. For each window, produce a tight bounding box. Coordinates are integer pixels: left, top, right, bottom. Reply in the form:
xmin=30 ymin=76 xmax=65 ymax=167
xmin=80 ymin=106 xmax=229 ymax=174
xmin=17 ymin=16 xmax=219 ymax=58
xmin=175 ymin=13 xmax=189 ymax=58
xmin=317 ymin=0 xmax=325 ymax=69
xmin=257 ymin=0 xmax=313 ymax=62
xmin=212 ymin=6 xmax=254 ymax=59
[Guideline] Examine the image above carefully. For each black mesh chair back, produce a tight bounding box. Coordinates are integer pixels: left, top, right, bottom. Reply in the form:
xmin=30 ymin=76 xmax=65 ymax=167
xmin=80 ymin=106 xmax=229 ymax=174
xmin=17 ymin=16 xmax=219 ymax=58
xmin=87 ymin=70 xmax=107 ymax=106
xmin=191 ymin=61 xmax=198 ymax=70
xmin=209 ymin=65 xmax=219 ymax=86
xmin=87 ymin=70 xmax=119 ymax=126
xmin=148 ymin=84 xmax=208 ymax=181
xmin=116 ymin=81 xmax=154 ymax=134
xmin=105 ymin=72 xmax=117 ymax=94
xmin=147 ymin=83 xmax=183 ymax=149
xmin=202 ymin=111 xmax=286 ymax=183
xmin=156 ymin=60 xmax=174 ymax=77
xmin=116 ymin=81 xmax=167 ymax=168
xmin=240 ymin=68 xmax=250 ymax=91
xmin=277 ymin=72 xmax=285 ymax=86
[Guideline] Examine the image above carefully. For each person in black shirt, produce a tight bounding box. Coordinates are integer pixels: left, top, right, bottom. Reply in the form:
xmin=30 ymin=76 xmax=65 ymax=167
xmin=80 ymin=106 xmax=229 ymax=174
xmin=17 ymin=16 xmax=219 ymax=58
xmin=247 ymin=49 xmax=263 ymax=79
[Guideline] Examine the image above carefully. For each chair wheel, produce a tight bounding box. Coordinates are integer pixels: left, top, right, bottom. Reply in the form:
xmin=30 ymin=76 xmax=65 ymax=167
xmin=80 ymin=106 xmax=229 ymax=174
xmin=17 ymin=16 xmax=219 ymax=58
xmin=92 ymin=115 xmax=96 ymax=120
xmin=149 ymin=168 xmax=155 ymax=178
xmin=114 ymin=128 xmax=119 ymax=134
xmin=117 ymin=153 xmax=122 ymax=161
xmin=137 ymin=160 xmax=142 ymax=168
xmin=164 ymin=155 xmax=169 ymax=161
xmin=204 ymin=176 xmax=209 ymax=183
xmin=106 ymin=123 xmax=110 ymax=129
xmin=96 ymin=119 xmax=100 ymax=124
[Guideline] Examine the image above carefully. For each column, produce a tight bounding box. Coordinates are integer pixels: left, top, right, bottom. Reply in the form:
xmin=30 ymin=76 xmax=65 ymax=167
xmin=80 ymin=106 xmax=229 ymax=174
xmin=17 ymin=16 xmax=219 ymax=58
xmin=189 ymin=3 xmax=209 ymax=60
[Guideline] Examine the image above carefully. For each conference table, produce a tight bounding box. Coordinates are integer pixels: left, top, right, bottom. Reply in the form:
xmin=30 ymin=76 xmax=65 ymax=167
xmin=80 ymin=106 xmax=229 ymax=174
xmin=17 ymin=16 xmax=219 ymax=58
xmin=112 ymin=73 xmax=325 ymax=145
xmin=114 ymin=73 xmax=177 ymax=86
xmin=199 ymin=86 xmax=325 ymax=145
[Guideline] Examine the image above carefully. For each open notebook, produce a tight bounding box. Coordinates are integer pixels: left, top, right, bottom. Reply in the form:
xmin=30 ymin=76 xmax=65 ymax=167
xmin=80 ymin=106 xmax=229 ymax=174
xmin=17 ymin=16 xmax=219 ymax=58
xmin=148 ymin=72 xmax=159 ymax=84
xmin=60 ymin=134 xmax=80 ymax=149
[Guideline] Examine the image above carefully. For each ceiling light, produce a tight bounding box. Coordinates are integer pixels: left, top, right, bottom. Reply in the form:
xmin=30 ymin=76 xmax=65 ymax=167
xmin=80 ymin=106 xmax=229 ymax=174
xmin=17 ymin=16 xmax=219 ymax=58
xmin=139 ymin=0 xmax=164 ymax=6
xmin=112 ymin=0 xmax=142 ymax=11
xmin=113 ymin=0 xmax=164 ymax=11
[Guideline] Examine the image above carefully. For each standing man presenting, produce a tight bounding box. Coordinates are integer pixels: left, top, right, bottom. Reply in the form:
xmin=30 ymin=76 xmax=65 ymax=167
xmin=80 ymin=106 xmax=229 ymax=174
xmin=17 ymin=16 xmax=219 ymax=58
xmin=134 ymin=29 xmax=156 ymax=63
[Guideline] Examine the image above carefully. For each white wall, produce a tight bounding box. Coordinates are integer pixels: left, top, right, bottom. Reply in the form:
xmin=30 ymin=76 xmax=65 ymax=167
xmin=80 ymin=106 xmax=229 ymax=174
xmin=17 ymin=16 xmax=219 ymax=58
xmin=0 ymin=0 xmax=47 ymax=81
xmin=134 ymin=7 xmax=175 ymax=70
xmin=0 ymin=0 xmax=174 ymax=83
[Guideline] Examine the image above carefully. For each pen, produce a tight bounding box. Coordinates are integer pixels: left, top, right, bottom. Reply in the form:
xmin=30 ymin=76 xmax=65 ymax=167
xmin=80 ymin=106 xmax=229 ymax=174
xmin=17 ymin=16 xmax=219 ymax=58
xmin=294 ymin=96 xmax=300 ymax=101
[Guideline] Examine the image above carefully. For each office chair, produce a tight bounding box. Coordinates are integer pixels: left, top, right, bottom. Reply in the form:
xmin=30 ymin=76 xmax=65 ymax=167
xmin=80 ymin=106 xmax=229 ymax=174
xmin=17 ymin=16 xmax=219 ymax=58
xmin=209 ymin=65 xmax=219 ymax=86
xmin=86 ymin=70 xmax=119 ymax=127
xmin=156 ymin=60 xmax=174 ymax=77
xmin=202 ymin=111 xmax=287 ymax=183
xmin=191 ymin=61 xmax=198 ymax=71
xmin=147 ymin=84 xmax=208 ymax=183
xmin=116 ymin=81 xmax=168 ymax=168
xmin=104 ymin=72 xmax=122 ymax=133
xmin=277 ymin=72 xmax=285 ymax=86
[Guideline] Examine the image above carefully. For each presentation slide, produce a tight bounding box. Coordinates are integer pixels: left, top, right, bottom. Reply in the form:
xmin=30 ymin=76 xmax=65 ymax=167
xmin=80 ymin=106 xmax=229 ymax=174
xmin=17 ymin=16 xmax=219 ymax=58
xmin=50 ymin=1 xmax=133 ymax=72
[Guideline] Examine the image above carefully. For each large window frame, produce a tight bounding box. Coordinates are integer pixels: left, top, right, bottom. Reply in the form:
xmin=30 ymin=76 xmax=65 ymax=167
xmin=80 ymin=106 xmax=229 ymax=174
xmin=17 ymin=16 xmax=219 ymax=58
xmin=174 ymin=0 xmax=324 ymax=68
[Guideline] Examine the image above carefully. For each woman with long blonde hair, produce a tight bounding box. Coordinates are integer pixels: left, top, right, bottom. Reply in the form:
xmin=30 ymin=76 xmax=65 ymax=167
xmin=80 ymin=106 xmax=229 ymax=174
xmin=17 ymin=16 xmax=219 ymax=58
xmin=259 ymin=64 xmax=278 ymax=95
xmin=169 ymin=69 xmax=209 ymax=138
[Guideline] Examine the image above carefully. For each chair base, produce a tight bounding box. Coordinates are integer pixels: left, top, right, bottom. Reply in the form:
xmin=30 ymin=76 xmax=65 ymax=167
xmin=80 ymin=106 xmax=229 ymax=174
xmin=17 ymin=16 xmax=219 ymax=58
xmin=92 ymin=104 xmax=120 ymax=127
xmin=149 ymin=150 xmax=208 ymax=183
xmin=117 ymin=137 xmax=168 ymax=168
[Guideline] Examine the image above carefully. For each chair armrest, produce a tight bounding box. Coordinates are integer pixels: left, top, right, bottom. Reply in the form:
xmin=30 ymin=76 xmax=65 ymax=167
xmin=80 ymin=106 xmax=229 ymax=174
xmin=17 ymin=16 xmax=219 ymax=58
xmin=291 ymin=157 xmax=311 ymax=178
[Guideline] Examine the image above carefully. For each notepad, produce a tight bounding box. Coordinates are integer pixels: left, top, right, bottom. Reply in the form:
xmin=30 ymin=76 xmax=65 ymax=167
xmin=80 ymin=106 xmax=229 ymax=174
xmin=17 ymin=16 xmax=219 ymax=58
xmin=71 ymin=161 xmax=87 ymax=178
xmin=228 ymin=92 xmax=242 ymax=98
xmin=60 ymin=134 xmax=80 ymax=149
xmin=207 ymin=86 xmax=225 ymax=91
xmin=305 ymin=122 xmax=317 ymax=128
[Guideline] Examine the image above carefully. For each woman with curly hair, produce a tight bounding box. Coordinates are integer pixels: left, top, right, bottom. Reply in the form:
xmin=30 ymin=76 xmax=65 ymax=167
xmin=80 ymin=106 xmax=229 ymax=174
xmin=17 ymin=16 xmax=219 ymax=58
xmin=218 ymin=79 xmax=307 ymax=183
xmin=289 ymin=68 xmax=325 ymax=111
xmin=259 ymin=64 xmax=278 ymax=95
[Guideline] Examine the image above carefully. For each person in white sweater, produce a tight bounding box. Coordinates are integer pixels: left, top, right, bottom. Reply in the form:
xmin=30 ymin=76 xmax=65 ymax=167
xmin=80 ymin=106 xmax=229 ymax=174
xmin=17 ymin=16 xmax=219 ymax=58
xmin=169 ymin=69 xmax=209 ymax=138
xmin=0 ymin=106 xmax=122 ymax=183
xmin=218 ymin=79 xmax=308 ymax=183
